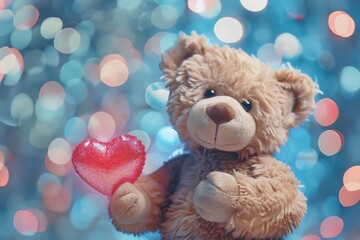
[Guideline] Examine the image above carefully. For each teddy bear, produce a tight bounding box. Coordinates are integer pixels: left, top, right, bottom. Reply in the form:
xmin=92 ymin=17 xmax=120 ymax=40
xmin=108 ymin=32 xmax=318 ymax=240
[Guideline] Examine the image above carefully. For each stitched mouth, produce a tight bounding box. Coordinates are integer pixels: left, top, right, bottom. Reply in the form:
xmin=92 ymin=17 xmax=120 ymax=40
xmin=214 ymin=125 xmax=219 ymax=144
xmin=219 ymin=142 xmax=240 ymax=147
xmin=213 ymin=126 xmax=242 ymax=148
xmin=194 ymin=132 xmax=212 ymax=145
xmin=194 ymin=126 xmax=239 ymax=149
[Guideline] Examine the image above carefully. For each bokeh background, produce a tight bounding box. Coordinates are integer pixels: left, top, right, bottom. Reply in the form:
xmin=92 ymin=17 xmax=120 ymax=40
xmin=0 ymin=0 xmax=359 ymax=239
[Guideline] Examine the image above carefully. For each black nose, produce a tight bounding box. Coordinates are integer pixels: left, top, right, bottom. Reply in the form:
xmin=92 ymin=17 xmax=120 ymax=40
xmin=206 ymin=103 xmax=235 ymax=125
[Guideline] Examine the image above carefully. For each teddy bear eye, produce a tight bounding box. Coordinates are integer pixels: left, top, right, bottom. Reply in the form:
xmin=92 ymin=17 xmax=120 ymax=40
xmin=204 ymin=89 xmax=216 ymax=98
xmin=241 ymin=99 xmax=252 ymax=112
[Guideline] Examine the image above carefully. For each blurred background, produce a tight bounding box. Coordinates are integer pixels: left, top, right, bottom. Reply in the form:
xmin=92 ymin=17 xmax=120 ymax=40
xmin=0 ymin=0 xmax=359 ymax=239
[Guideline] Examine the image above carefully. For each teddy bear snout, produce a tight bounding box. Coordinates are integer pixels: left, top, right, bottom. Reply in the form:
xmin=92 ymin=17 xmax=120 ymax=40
xmin=206 ymin=103 xmax=235 ymax=125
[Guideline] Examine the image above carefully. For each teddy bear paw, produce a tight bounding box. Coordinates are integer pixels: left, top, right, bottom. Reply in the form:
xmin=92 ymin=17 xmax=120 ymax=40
xmin=193 ymin=171 xmax=238 ymax=223
xmin=109 ymin=182 xmax=150 ymax=225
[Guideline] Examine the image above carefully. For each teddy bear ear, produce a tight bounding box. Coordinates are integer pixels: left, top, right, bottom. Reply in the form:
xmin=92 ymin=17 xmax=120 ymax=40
xmin=275 ymin=67 xmax=319 ymax=127
xmin=160 ymin=32 xmax=209 ymax=82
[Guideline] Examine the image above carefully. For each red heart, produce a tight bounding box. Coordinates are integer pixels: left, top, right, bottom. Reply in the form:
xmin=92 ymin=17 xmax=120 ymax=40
xmin=71 ymin=135 xmax=146 ymax=196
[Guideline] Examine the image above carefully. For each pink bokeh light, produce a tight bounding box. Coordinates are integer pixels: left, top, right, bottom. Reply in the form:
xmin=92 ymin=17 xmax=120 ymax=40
xmin=99 ymin=54 xmax=129 ymax=87
xmin=14 ymin=5 xmax=39 ymax=30
xmin=13 ymin=210 xmax=39 ymax=236
xmin=0 ymin=165 xmax=9 ymax=187
xmin=314 ymin=98 xmax=339 ymax=127
xmin=339 ymin=185 xmax=360 ymax=207
xmin=43 ymin=183 xmax=71 ymax=212
xmin=328 ymin=11 xmax=355 ymax=38
xmin=343 ymin=165 xmax=360 ymax=191
xmin=318 ymin=130 xmax=343 ymax=156
xmin=320 ymin=216 xmax=344 ymax=238
xmin=301 ymin=234 xmax=321 ymax=240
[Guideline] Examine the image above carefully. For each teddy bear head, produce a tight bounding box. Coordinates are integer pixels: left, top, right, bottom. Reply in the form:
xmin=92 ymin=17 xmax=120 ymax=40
xmin=160 ymin=33 xmax=318 ymax=157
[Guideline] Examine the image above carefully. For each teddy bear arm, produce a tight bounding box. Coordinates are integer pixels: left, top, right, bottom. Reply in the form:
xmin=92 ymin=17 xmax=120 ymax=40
xmin=227 ymin=156 xmax=307 ymax=239
xmin=111 ymin=155 xmax=185 ymax=234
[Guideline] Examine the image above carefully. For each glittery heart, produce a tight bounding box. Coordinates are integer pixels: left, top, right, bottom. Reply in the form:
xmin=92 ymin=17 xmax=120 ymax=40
xmin=71 ymin=135 xmax=146 ymax=196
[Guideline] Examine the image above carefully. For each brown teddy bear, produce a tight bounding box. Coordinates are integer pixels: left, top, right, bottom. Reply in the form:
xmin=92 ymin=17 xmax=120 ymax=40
xmin=108 ymin=33 xmax=318 ymax=240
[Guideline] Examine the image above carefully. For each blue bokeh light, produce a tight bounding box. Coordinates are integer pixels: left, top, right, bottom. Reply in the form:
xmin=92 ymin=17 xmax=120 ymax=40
xmin=145 ymin=82 xmax=169 ymax=111
xmin=64 ymin=117 xmax=87 ymax=144
xmin=0 ymin=10 xmax=14 ymax=36
xmin=70 ymin=195 xmax=99 ymax=230
xmin=140 ymin=111 xmax=167 ymax=136
xmin=65 ymin=79 xmax=88 ymax=104
xmin=155 ymin=126 xmax=180 ymax=153
xmin=60 ymin=60 xmax=83 ymax=84
xmin=10 ymin=29 xmax=32 ymax=50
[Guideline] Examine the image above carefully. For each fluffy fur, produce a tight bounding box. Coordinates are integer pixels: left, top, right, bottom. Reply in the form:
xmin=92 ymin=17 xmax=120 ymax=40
xmin=109 ymin=33 xmax=318 ymax=239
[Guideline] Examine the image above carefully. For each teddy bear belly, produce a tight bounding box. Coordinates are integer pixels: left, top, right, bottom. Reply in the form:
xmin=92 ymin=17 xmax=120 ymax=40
xmin=160 ymin=191 xmax=235 ymax=240
xmin=157 ymin=154 xmax=237 ymax=239
xmin=157 ymin=155 xmax=286 ymax=240
xmin=160 ymin=174 xmax=236 ymax=239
